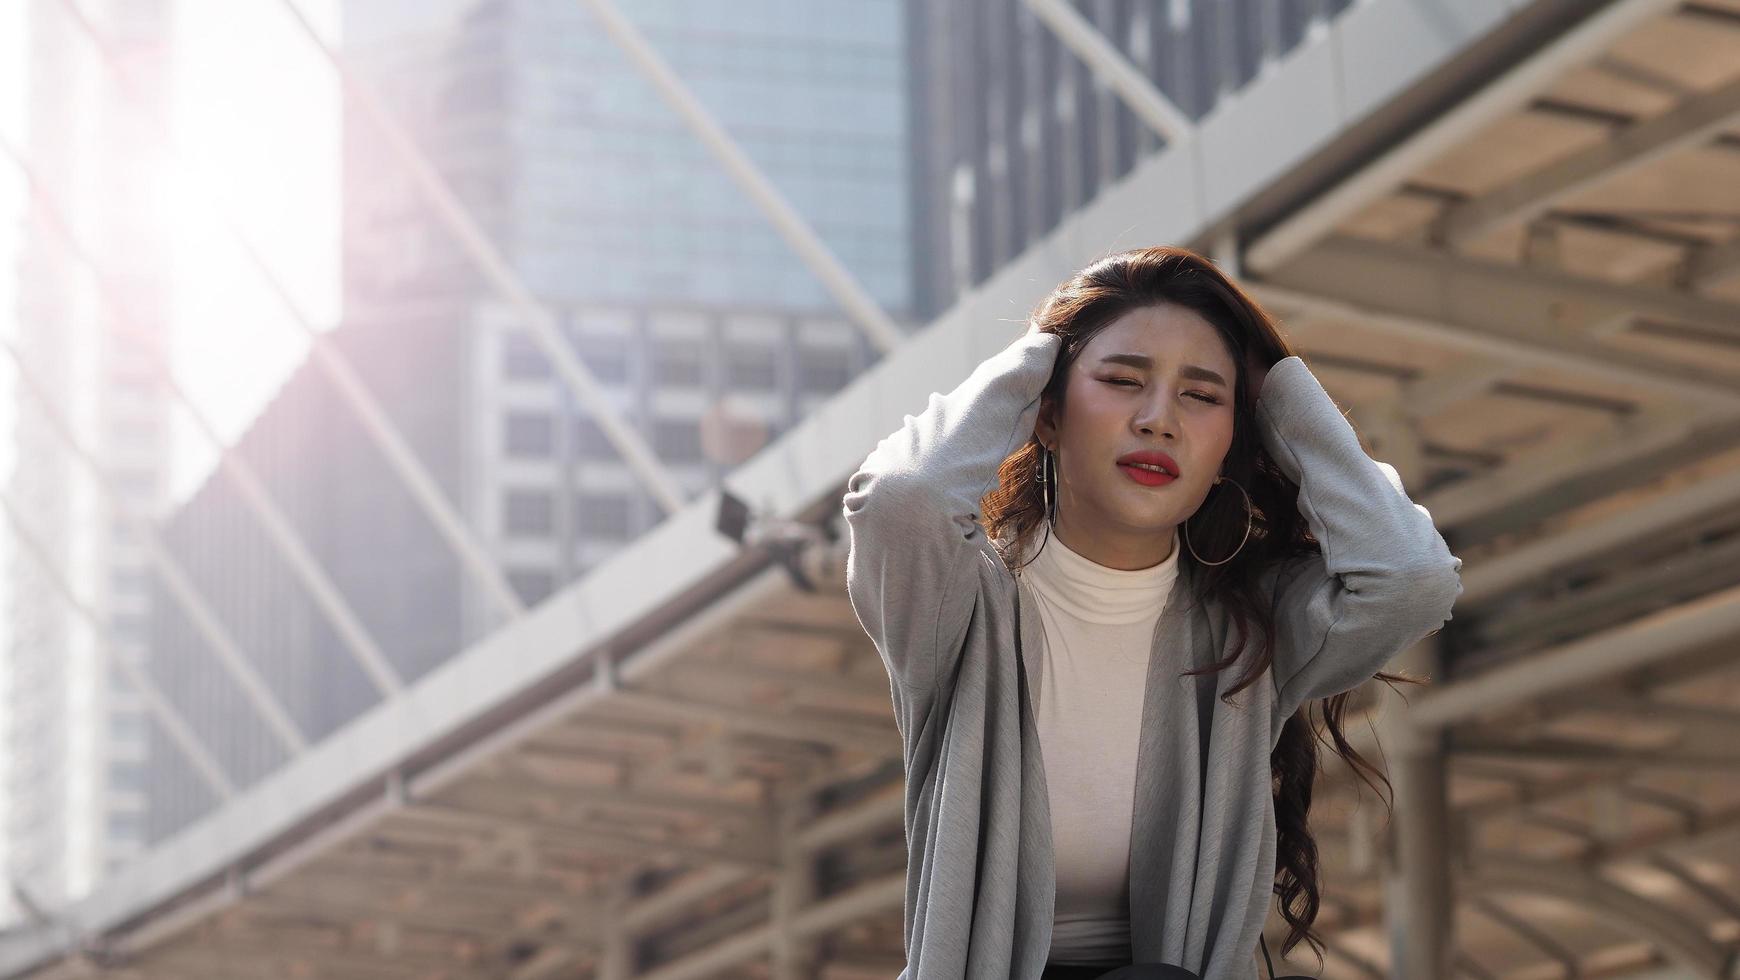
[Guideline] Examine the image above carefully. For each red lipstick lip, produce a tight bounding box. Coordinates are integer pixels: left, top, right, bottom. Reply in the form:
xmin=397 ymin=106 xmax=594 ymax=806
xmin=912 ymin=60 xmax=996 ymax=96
xmin=1118 ymin=463 xmax=1177 ymax=486
xmin=1116 ymin=451 xmax=1179 ymax=476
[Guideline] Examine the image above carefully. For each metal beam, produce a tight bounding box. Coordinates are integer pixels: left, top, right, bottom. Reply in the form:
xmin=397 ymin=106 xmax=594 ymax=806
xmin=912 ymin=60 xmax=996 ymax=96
xmin=1245 ymin=0 xmax=1683 ymax=271
xmin=404 ymin=567 xmax=795 ymax=806
xmin=1463 ymin=860 xmax=1735 ymax=978
xmin=1449 ymin=736 xmax=1740 ymax=773
xmin=1467 ymin=897 xmax=1583 ymax=978
xmin=1438 ymin=75 xmax=1740 ymax=248
xmin=1371 ymin=413 xmax=1454 ymax=980
xmin=1539 ymin=692 xmax=1740 ymax=742
xmin=1385 ymin=737 xmax=1456 ymax=980
xmin=1412 ymin=581 xmax=1740 ymax=729
xmin=771 ymin=792 xmax=821 ymax=980
xmin=242 ymin=890 xmax=544 ymax=944
xmin=1321 ymin=808 xmax=1740 ymax=932
xmin=1687 ymin=234 xmax=1740 ymax=289
xmin=1456 ymin=413 xmax=1740 ymax=548
xmin=391 ymin=801 xmax=777 ymax=870
xmin=23 ymin=566 xmax=874 ymax=972
xmin=1645 ymin=853 xmax=1740 ymax=924
xmin=638 ymin=874 xmax=904 ymax=980
xmin=1021 ymin=0 xmax=1194 ymax=143
xmin=1420 ymin=401 xmax=1714 ymax=531
xmin=1454 ymin=462 xmax=1740 ymax=606
xmin=442 ymin=772 xmax=769 ymax=830
xmin=1254 ymin=274 xmax=1740 ymax=535
xmin=603 ymin=688 xmax=897 ymax=751
xmin=1249 ymin=285 xmax=1733 ymax=420
xmin=671 ymin=659 xmax=887 ymax=699
xmin=1259 ymin=236 xmax=1740 ymax=363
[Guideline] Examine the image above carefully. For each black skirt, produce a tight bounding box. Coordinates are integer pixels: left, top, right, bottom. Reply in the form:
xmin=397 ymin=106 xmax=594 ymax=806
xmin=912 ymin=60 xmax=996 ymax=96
xmin=1041 ymin=964 xmax=1202 ymax=980
xmin=1042 ymin=966 xmax=1121 ymax=980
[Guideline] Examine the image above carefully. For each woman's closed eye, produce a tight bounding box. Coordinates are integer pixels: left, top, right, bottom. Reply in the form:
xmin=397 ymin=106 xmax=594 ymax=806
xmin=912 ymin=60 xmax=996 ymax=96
xmin=1102 ymin=377 xmax=1221 ymax=404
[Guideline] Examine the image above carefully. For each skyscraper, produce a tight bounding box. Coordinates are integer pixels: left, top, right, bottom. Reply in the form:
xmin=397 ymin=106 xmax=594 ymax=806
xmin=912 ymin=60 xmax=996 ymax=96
xmin=906 ymin=0 xmax=1356 ymax=320
xmin=144 ymin=0 xmax=914 ymax=841
xmin=4 ymin=0 xmax=175 ymax=910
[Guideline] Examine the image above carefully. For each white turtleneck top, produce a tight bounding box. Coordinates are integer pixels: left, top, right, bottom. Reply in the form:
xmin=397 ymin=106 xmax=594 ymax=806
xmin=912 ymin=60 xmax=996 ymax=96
xmin=1021 ymin=525 xmax=1182 ymax=967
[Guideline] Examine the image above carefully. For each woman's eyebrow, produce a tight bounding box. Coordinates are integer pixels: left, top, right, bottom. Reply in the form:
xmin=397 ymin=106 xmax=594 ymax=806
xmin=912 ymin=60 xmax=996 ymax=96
xmin=1097 ymin=353 xmax=1228 ymax=387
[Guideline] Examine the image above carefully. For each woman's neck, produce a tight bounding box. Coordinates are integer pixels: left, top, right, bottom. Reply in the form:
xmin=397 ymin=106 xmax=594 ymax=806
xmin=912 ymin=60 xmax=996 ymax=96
xmin=1023 ymin=524 xmax=1179 ymax=624
xmin=1051 ymin=516 xmax=1177 ymax=570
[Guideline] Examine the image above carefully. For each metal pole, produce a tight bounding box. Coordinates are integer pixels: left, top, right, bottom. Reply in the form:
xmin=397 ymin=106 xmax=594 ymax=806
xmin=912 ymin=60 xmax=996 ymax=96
xmin=1383 ymin=720 xmax=1454 ymax=980
xmin=772 ymin=790 xmax=821 ymax=980
xmin=1365 ymin=399 xmax=1454 ymax=980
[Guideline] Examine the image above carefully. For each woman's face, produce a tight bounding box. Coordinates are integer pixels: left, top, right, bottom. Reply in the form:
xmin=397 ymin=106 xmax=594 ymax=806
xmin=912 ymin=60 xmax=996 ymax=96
xmin=1034 ymin=303 xmax=1238 ymax=571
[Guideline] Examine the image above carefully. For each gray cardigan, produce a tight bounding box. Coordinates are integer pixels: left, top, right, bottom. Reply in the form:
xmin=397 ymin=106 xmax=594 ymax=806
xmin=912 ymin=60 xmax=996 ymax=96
xmin=841 ymin=330 xmax=1463 ymax=980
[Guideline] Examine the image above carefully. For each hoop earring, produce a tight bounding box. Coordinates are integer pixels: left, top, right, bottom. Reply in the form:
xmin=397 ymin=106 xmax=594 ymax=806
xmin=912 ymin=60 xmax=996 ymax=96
xmin=1031 ymin=446 xmax=1057 ymax=527
xmin=1184 ymin=475 xmax=1252 ymax=566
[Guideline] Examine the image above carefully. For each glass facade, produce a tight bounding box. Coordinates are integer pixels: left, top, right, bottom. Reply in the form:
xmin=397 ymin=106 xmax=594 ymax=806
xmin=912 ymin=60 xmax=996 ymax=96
xmin=344 ymin=0 xmax=912 ymax=317
xmin=907 ymin=0 xmax=1359 ymax=319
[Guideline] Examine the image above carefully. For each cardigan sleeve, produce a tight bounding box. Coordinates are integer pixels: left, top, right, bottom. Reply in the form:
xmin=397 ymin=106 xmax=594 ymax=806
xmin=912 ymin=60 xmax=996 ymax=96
xmin=842 ymin=330 xmax=1061 ymax=740
xmin=1252 ymin=355 xmax=1464 ymax=723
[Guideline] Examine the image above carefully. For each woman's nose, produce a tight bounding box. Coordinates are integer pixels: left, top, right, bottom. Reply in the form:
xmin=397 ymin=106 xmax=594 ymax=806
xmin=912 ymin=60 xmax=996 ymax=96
xmin=1133 ymin=394 xmax=1179 ymax=435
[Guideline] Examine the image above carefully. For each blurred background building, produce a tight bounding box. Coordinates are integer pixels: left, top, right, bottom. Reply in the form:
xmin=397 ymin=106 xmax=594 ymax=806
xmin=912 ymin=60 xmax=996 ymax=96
xmin=3 ymin=0 xmax=174 ymax=911
xmin=142 ymin=0 xmax=914 ymax=843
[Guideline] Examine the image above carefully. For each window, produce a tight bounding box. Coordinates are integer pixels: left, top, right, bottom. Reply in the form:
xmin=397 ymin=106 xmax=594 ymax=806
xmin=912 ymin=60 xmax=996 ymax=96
xmin=724 ymin=343 xmax=778 ymax=390
xmin=106 ymin=811 xmax=143 ymax=842
xmin=114 ymin=374 xmax=157 ymax=401
xmin=111 ymin=566 xmax=149 ymax=595
xmin=503 ymin=333 xmax=552 ymax=380
xmin=651 ymin=418 xmax=702 ymax=462
xmin=798 ymin=347 xmax=850 ymax=393
xmin=504 ymin=413 xmax=555 ymax=457
xmin=440 ymin=68 xmax=508 ymax=116
xmin=110 ymin=612 xmax=150 ymax=643
xmin=506 ymin=568 xmax=555 ymax=605
xmin=576 ymin=334 xmax=630 ymax=383
xmin=109 ymin=416 xmax=161 ymax=448
xmin=573 ymin=417 xmax=617 ymax=461
xmin=651 ymin=340 xmax=704 ymax=386
xmin=502 ymin=489 xmax=554 ymax=537
xmin=574 ymin=492 xmax=632 ymax=540
xmin=108 ymin=761 xmax=145 ymax=792
xmin=110 ymin=710 xmax=148 ymax=743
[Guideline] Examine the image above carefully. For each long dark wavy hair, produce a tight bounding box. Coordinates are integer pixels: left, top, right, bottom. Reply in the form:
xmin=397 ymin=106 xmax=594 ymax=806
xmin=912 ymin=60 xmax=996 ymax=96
xmin=981 ymin=245 xmax=1422 ymax=965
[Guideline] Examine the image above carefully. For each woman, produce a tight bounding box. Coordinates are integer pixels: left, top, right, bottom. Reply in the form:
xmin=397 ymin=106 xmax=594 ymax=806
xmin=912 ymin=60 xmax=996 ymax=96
xmin=841 ymin=246 xmax=1462 ymax=980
